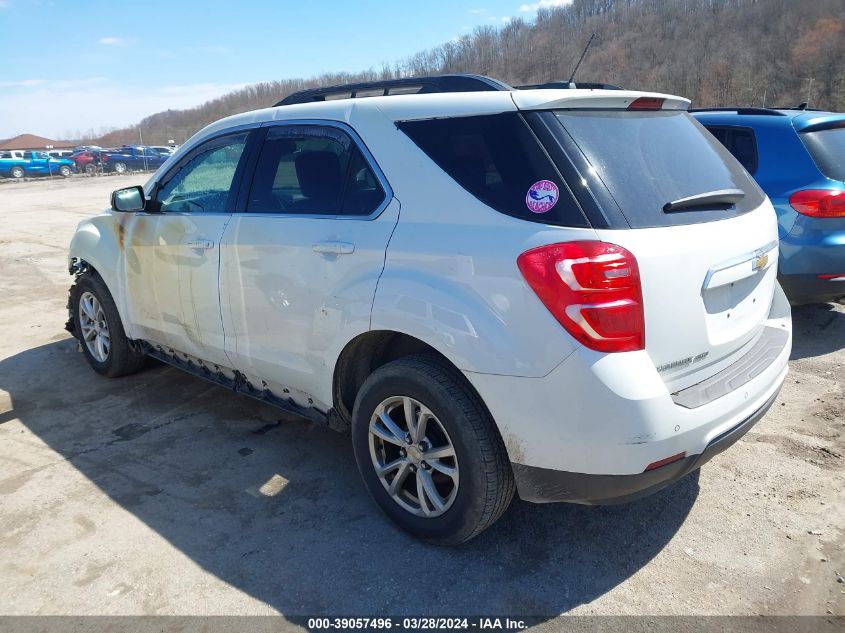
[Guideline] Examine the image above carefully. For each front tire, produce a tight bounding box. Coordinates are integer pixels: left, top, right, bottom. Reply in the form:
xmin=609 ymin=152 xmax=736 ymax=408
xmin=59 ymin=165 xmax=71 ymax=177
xmin=70 ymin=272 xmax=146 ymax=377
xmin=351 ymin=354 xmax=514 ymax=545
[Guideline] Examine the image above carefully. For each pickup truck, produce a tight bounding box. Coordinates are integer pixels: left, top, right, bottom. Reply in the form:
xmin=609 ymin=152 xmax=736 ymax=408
xmin=102 ymin=146 xmax=168 ymax=173
xmin=0 ymin=151 xmax=75 ymax=178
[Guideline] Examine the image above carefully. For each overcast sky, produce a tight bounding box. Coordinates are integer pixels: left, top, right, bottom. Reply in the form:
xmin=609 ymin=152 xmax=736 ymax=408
xmin=0 ymin=0 xmax=571 ymax=139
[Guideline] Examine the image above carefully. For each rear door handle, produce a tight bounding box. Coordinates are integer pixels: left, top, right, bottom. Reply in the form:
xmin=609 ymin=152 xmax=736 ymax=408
xmin=312 ymin=241 xmax=355 ymax=255
xmin=186 ymin=239 xmax=215 ymax=250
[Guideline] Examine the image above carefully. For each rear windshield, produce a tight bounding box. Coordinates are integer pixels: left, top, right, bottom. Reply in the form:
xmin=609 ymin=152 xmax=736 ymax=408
xmin=800 ymin=127 xmax=845 ymax=182
xmin=552 ymin=110 xmax=765 ymax=228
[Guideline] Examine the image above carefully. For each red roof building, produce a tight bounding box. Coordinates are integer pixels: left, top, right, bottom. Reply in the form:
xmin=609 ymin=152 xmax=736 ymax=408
xmin=0 ymin=134 xmax=77 ymax=151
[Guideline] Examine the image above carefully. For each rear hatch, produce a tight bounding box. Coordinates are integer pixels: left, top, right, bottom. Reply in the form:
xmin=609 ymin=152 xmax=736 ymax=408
xmin=788 ymin=115 xmax=845 ymax=278
xmin=794 ymin=113 xmax=845 ymax=187
xmin=519 ymin=95 xmax=778 ymax=391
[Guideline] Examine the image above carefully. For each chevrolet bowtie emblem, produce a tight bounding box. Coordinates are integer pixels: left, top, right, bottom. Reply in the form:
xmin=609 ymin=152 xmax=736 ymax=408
xmin=752 ymin=252 xmax=769 ymax=272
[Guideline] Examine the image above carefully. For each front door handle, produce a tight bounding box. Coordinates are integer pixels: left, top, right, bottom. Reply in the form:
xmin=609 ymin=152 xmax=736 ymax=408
xmin=312 ymin=241 xmax=355 ymax=255
xmin=186 ymin=239 xmax=215 ymax=250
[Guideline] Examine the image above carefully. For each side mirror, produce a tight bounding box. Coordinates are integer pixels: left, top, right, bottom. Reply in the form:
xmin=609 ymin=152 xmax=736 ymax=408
xmin=111 ymin=185 xmax=145 ymax=212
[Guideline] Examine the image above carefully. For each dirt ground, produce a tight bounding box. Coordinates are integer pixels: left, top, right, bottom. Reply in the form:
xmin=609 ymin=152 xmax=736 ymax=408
xmin=0 ymin=176 xmax=843 ymax=622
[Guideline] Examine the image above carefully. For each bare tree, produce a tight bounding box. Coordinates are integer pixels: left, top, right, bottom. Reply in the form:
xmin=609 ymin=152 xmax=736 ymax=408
xmin=94 ymin=0 xmax=845 ymax=146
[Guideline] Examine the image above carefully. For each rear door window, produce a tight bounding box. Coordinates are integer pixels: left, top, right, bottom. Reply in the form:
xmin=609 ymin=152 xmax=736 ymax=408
xmin=398 ymin=113 xmax=588 ymax=227
xmin=800 ymin=127 xmax=845 ymax=182
xmin=551 ymin=110 xmax=765 ymax=228
xmin=703 ymin=125 xmax=759 ymax=174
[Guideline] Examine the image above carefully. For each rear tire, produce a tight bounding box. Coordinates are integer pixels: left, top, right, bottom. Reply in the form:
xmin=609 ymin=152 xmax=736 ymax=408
xmin=70 ymin=272 xmax=146 ymax=377
xmin=113 ymin=161 xmax=127 ymax=174
xmin=10 ymin=166 xmax=24 ymax=179
xmin=351 ymin=354 xmax=514 ymax=545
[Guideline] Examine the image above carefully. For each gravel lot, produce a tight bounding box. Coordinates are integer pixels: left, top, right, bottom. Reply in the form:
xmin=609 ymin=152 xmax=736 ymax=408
xmin=0 ymin=176 xmax=843 ymax=622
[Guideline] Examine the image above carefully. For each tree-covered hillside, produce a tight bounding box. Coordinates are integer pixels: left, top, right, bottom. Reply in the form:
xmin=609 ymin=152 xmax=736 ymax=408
xmin=95 ymin=0 xmax=845 ymax=146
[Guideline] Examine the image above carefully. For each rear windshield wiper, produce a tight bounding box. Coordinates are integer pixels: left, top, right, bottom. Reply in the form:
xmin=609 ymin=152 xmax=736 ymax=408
xmin=663 ymin=189 xmax=745 ymax=213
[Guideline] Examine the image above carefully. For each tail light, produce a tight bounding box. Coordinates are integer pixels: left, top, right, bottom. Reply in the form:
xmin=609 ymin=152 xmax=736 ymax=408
xmin=517 ymin=241 xmax=645 ymax=353
xmin=628 ymin=97 xmax=664 ymax=111
xmin=789 ymin=189 xmax=845 ymax=218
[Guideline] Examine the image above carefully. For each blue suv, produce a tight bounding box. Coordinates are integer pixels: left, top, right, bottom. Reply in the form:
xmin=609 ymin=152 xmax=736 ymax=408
xmin=692 ymin=107 xmax=845 ymax=304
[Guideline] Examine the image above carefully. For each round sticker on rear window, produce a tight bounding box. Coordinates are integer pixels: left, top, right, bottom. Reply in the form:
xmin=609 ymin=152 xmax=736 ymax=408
xmin=526 ymin=180 xmax=559 ymax=214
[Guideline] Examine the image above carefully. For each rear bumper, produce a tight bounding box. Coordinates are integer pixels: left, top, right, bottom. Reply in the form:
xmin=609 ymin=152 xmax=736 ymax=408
xmin=512 ymin=387 xmax=779 ymax=504
xmin=778 ymin=212 xmax=845 ymax=304
xmin=779 ymin=273 xmax=845 ymax=305
xmin=464 ymin=283 xmax=792 ymax=491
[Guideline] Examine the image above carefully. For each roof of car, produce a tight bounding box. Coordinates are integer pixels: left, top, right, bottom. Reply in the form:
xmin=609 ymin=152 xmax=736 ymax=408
xmin=156 ymin=82 xmax=688 ymax=188
xmin=691 ymin=107 xmax=845 ymax=130
xmin=199 ymin=88 xmax=689 ymax=138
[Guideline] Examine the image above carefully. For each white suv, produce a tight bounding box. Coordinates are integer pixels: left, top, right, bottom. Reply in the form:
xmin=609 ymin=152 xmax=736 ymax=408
xmin=67 ymin=75 xmax=792 ymax=544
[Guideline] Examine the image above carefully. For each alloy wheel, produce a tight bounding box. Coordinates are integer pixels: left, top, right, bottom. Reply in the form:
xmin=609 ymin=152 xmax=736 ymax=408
xmin=368 ymin=396 xmax=459 ymax=518
xmin=78 ymin=291 xmax=110 ymax=362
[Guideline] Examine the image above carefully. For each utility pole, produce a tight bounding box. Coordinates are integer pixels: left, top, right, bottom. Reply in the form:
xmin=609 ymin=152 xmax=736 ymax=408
xmin=139 ymin=125 xmax=148 ymax=172
xmin=806 ymin=77 xmax=814 ymax=105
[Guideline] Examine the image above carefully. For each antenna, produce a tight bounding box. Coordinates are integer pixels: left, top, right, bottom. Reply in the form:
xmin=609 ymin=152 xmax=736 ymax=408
xmin=568 ymin=33 xmax=596 ymax=85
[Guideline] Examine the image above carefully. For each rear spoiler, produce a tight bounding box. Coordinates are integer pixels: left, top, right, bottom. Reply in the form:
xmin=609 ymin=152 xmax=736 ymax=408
xmin=512 ymin=90 xmax=690 ymax=112
xmin=794 ymin=118 xmax=845 ymax=134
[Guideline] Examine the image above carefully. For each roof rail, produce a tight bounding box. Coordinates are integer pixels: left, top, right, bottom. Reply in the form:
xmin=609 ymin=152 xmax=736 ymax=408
xmin=688 ymin=107 xmax=787 ymax=116
xmin=516 ymin=81 xmax=624 ymax=90
xmin=275 ymin=74 xmax=512 ymax=106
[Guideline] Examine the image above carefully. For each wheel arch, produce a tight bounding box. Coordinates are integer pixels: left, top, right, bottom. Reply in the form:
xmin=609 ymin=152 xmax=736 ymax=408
xmin=68 ymin=215 xmax=132 ymax=335
xmin=332 ymin=330 xmax=486 ymax=428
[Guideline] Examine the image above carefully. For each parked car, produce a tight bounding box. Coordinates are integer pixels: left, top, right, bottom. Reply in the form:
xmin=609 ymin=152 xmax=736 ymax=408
xmin=71 ymin=149 xmax=102 ymax=174
xmin=149 ymin=145 xmax=176 ymax=156
xmin=101 ymin=145 xmax=168 ymax=173
xmin=47 ymin=150 xmax=74 ymax=159
xmin=692 ymin=107 xmax=845 ymax=304
xmin=66 ymin=75 xmax=792 ymax=544
xmin=0 ymin=150 xmax=75 ymax=178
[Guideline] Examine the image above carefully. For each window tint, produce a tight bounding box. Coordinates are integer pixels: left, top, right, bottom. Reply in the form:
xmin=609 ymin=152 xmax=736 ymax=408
xmin=703 ymin=125 xmax=758 ymax=174
xmin=156 ymin=133 xmax=248 ymax=213
xmin=343 ymin=145 xmax=387 ymax=215
xmin=552 ymin=110 xmax=765 ymax=228
xmin=246 ymin=125 xmax=385 ymax=216
xmin=707 ymin=127 xmax=728 ymax=145
xmin=398 ymin=113 xmax=587 ymax=227
xmin=801 ymin=127 xmax=845 ymax=182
